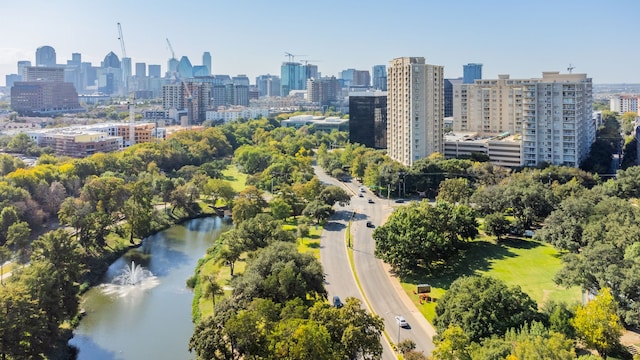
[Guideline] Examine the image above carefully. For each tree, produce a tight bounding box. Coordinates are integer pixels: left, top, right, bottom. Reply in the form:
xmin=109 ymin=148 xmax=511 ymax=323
xmin=270 ymin=198 xmax=293 ymax=220
xmin=437 ymin=177 xmax=472 ymax=204
xmin=318 ymin=185 xmax=351 ymax=207
xmin=203 ymin=178 xmax=236 ymax=207
xmin=6 ymin=221 xmax=30 ymax=264
xmin=0 ymin=283 xmax=48 ymax=359
xmin=123 ymin=179 xmax=154 ymax=244
xmin=269 ymin=318 xmax=334 ymax=360
xmin=7 ymin=133 xmax=36 ymax=153
xmin=572 ymin=288 xmax=623 ymax=358
xmin=231 ymin=241 xmax=326 ymax=305
xmin=302 ymin=200 xmax=334 ymax=224
xmin=483 ymin=213 xmax=511 ymax=241
xmin=308 ymin=297 xmax=384 ymax=360
xmin=431 ymin=324 xmax=471 ymax=360
xmin=373 ymin=201 xmax=478 ymax=275
xmin=202 ymin=274 xmax=225 ymax=311
xmin=232 ymin=186 xmax=268 ymax=223
xmin=0 ymin=245 xmax=10 ymax=286
xmin=434 ymin=276 xmax=540 ymax=342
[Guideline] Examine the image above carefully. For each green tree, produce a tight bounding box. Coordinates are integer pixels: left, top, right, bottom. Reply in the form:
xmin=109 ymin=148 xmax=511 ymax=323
xmin=231 ymin=241 xmax=326 ymax=305
xmin=302 ymin=200 xmax=334 ymax=224
xmin=203 ymin=178 xmax=236 ymax=207
xmin=431 ymin=324 xmax=471 ymax=360
xmin=7 ymin=133 xmax=36 ymax=153
xmin=0 ymin=283 xmax=48 ymax=359
xmin=434 ymin=276 xmax=540 ymax=342
xmin=373 ymin=201 xmax=478 ymax=275
xmin=483 ymin=212 xmax=511 ymax=241
xmin=318 ymin=185 xmax=351 ymax=207
xmin=202 ymin=274 xmax=225 ymax=311
xmin=270 ymin=197 xmax=293 ymax=220
xmin=437 ymin=177 xmax=472 ymax=204
xmin=308 ymin=297 xmax=384 ymax=360
xmin=6 ymin=220 xmax=30 ymax=264
xmin=0 ymin=245 xmax=10 ymax=285
xmin=572 ymin=288 xmax=623 ymax=358
xmin=270 ymin=318 xmax=333 ymax=360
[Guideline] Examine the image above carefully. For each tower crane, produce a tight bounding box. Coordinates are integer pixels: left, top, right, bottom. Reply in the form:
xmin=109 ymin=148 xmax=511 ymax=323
xmin=284 ymin=52 xmax=306 ymax=63
xmin=567 ymin=64 xmax=575 ymax=74
xmin=166 ymin=38 xmax=178 ymax=79
xmin=117 ymin=22 xmax=135 ymax=147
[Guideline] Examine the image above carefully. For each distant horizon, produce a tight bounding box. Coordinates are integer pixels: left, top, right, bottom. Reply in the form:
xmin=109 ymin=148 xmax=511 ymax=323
xmin=1 ymin=0 xmax=639 ymax=85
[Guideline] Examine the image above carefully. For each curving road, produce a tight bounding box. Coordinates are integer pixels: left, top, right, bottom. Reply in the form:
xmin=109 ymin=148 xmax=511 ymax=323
xmin=316 ymin=166 xmax=435 ymax=358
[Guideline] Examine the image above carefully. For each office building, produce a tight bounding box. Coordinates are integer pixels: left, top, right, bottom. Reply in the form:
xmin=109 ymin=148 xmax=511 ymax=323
xmin=281 ymin=62 xmax=306 ymax=95
xmin=256 ymin=74 xmax=281 ymax=97
xmin=35 ymin=45 xmax=56 ymax=66
xmin=372 ymin=65 xmax=387 ymax=91
xmin=307 ymin=76 xmax=340 ymax=106
xmin=148 ymin=64 xmax=161 ymax=78
xmin=11 ymin=82 xmax=81 ymax=115
xmin=610 ymin=95 xmax=639 ymax=114
xmin=444 ymin=78 xmax=462 ymax=118
xmin=177 ymin=56 xmax=193 ymax=79
xmin=17 ymin=60 xmax=31 ymax=77
xmin=135 ymin=62 xmax=146 ymax=78
xmin=349 ymin=90 xmax=387 ymax=149
xmin=24 ymin=66 xmax=65 ymax=82
xmin=387 ymin=57 xmax=444 ymax=166
xmin=202 ymin=52 xmax=212 ymax=75
xmin=463 ymin=63 xmax=482 ymax=84
xmin=340 ymin=69 xmax=371 ymax=88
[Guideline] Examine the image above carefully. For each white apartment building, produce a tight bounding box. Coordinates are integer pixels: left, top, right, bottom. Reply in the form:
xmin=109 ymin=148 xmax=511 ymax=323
xmin=453 ymin=72 xmax=594 ymax=167
xmin=609 ymin=95 xmax=639 ymax=115
xmin=387 ymin=57 xmax=444 ymax=167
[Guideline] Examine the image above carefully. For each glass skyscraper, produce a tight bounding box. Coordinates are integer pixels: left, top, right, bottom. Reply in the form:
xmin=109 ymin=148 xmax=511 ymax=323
xmin=463 ymin=63 xmax=482 ymax=84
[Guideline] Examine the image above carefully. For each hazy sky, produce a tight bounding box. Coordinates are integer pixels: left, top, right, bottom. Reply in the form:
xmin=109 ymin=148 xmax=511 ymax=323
xmin=1 ymin=0 xmax=637 ymax=86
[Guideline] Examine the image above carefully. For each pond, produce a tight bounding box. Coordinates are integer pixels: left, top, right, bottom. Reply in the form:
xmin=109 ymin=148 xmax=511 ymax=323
xmin=68 ymin=216 xmax=232 ymax=360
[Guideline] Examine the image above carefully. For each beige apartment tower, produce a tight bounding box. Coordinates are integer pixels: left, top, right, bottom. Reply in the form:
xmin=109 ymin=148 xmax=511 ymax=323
xmin=387 ymin=57 xmax=444 ymax=167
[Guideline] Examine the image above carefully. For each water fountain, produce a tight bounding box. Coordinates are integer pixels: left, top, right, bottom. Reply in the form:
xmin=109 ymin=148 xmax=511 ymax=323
xmin=113 ymin=261 xmax=152 ymax=286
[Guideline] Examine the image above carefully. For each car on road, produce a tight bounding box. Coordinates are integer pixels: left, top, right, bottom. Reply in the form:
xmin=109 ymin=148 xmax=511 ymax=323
xmin=394 ymin=199 xmax=405 ymax=203
xmin=395 ymin=315 xmax=409 ymax=328
xmin=333 ymin=296 xmax=343 ymax=308
xmin=359 ymin=187 xmax=365 ymax=193
xmin=367 ymin=198 xmax=374 ymax=204
xmin=366 ymin=221 xmax=374 ymax=228
xmin=358 ymin=193 xmax=364 ymax=197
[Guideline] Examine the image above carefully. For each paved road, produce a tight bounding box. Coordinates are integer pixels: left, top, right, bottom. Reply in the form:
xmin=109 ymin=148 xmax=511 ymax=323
xmin=316 ymin=167 xmax=435 ymax=358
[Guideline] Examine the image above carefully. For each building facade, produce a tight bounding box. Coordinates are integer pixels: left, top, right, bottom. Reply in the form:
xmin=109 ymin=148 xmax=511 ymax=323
xmin=453 ymin=72 xmax=594 ymax=167
xmin=307 ymin=76 xmax=340 ymax=106
xmin=35 ymin=46 xmax=56 ymax=66
xmin=372 ymin=65 xmax=387 ymax=91
xmin=387 ymin=57 xmax=444 ymax=166
xmin=610 ymin=95 xmax=639 ymax=114
xmin=463 ymin=63 xmax=482 ymax=84
xmin=349 ymin=91 xmax=387 ymax=149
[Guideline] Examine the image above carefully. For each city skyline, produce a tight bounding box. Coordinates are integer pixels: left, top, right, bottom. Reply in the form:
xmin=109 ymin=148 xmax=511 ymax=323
xmin=1 ymin=0 xmax=638 ymax=86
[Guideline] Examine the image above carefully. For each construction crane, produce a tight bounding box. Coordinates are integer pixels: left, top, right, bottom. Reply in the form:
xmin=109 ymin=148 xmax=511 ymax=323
xmin=284 ymin=52 xmax=306 ymax=63
xmin=166 ymin=38 xmax=179 ymax=79
xmin=117 ymin=22 xmax=136 ymax=147
xmin=567 ymin=64 xmax=575 ymax=74
xmin=301 ymin=60 xmax=320 ymax=65
xmin=166 ymin=38 xmax=175 ymax=59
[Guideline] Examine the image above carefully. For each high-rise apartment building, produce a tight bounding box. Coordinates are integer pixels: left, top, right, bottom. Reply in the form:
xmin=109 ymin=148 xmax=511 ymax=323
xmin=35 ymin=46 xmax=56 ymax=66
xmin=453 ymin=72 xmax=594 ymax=167
xmin=372 ymin=65 xmax=387 ymax=91
xmin=23 ymin=66 xmax=65 ymax=82
xmin=387 ymin=57 xmax=444 ymax=166
xmin=463 ymin=63 xmax=482 ymax=84
xmin=610 ymin=95 xmax=639 ymax=114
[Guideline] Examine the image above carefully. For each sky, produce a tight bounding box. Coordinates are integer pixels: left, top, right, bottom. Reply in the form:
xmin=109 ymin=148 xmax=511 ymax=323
xmin=1 ymin=0 xmax=638 ymax=86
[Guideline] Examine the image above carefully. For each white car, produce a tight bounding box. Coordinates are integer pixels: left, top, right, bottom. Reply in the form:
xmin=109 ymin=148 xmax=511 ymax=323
xmin=395 ymin=315 xmax=409 ymax=328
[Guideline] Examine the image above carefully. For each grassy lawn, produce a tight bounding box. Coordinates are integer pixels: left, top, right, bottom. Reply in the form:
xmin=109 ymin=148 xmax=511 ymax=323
xmin=400 ymin=236 xmax=582 ymax=322
xmin=222 ymin=165 xmax=248 ymax=192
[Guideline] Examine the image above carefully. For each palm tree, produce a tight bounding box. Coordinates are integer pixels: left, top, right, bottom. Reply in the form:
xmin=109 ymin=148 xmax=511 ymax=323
xmin=202 ymin=274 xmax=224 ymax=311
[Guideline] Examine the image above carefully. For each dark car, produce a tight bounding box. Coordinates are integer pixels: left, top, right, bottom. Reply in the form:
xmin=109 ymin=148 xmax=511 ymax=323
xmin=394 ymin=199 xmax=405 ymax=203
xmin=333 ymin=296 xmax=343 ymax=308
xmin=366 ymin=221 xmax=374 ymax=228
xmin=367 ymin=198 xmax=374 ymax=204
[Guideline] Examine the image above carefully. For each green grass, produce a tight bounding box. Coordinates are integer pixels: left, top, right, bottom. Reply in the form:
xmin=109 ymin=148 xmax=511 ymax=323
xmin=400 ymin=237 xmax=582 ymax=322
xmin=222 ymin=165 xmax=247 ymax=192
